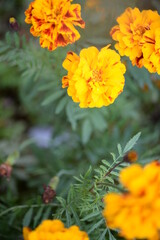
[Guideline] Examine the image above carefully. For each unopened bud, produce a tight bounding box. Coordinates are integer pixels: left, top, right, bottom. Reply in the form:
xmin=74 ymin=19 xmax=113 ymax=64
xmin=123 ymin=150 xmax=138 ymax=163
xmin=0 ymin=163 xmax=12 ymax=179
xmin=49 ymin=176 xmax=59 ymax=190
xmin=9 ymin=17 xmax=19 ymax=31
xmin=42 ymin=185 xmax=56 ymax=204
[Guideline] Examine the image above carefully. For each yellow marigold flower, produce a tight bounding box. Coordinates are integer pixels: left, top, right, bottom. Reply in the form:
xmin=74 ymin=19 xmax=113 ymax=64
xmin=110 ymin=8 xmax=160 ymax=68
xmin=103 ymin=161 xmax=160 ymax=240
xmin=23 ymin=219 xmax=89 ymax=240
xmin=25 ymin=0 xmax=85 ymax=51
xmin=62 ymin=45 xmax=126 ymax=108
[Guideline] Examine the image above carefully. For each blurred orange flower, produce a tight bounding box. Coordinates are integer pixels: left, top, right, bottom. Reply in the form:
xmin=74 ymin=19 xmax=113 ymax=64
xmin=142 ymin=23 xmax=160 ymax=74
xmin=25 ymin=0 xmax=85 ymax=51
xmin=62 ymin=45 xmax=126 ymax=108
xmin=110 ymin=8 xmax=160 ymax=69
xmin=23 ymin=219 xmax=89 ymax=240
xmin=103 ymin=161 xmax=160 ymax=240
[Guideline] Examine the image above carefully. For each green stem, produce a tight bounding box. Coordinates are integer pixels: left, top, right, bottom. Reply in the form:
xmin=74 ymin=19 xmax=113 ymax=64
xmin=104 ymin=159 xmax=124 ymax=178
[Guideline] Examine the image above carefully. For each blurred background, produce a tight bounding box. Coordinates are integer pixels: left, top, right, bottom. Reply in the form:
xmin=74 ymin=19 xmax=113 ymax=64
xmin=0 ymin=0 xmax=160 ymax=239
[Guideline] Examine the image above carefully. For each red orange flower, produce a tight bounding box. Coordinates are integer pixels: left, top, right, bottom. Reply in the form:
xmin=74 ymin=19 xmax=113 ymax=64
xmin=25 ymin=0 xmax=85 ymax=51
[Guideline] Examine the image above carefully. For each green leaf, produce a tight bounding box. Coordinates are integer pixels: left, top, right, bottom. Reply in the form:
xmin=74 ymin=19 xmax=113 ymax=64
xmin=42 ymin=90 xmax=64 ymax=106
xmin=108 ymin=229 xmax=117 ymax=240
xmin=90 ymin=110 xmax=107 ymax=131
xmin=41 ymin=207 xmax=51 ymax=220
xmin=66 ymin=210 xmax=72 ymax=227
xmin=82 ymin=119 xmax=92 ymax=144
xmin=101 ymin=160 xmax=111 ymax=168
xmin=123 ymin=132 xmax=141 ymax=153
xmin=88 ymin=219 xmax=104 ymax=234
xmin=13 ymin=33 xmax=20 ymax=48
xmin=99 ymin=228 xmax=107 ymax=240
xmin=33 ymin=207 xmax=44 ymax=228
xmin=117 ymin=144 xmax=123 ymax=156
xmin=110 ymin=153 xmax=116 ymax=162
xmin=81 ymin=211 xmax=100 ymax=221
xmin=55 ymin=96 xmax=67 ymax=114
xmin=70 ymin=206 xmax=81 ymax=227
xmin=66 ymin=102 xmax=77 ymax=130
xmin=23 ymin=208 xmax=33 ymax=227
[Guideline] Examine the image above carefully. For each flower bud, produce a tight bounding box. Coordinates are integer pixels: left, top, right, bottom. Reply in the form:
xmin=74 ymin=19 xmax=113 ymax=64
xmin=123 ymin=150 xmax=138 ymax=163
xmin=0 ymin=163 xmax=12 ymax=179
xmin=9 ymin=17 xmax=19 ymax=31
xmin=42 ymin=185 xmax=56 ymax=204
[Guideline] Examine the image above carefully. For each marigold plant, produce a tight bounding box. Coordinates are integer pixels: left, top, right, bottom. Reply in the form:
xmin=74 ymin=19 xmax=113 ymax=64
xmin=103 ymin=161 xmax=160 ymax=240
xmin=25 ymin=0 xmax=85 ymax=51
xmin=23 ymin=219 xmax=89 ymax=240
xmin=62 ymin=45 xmax=126 ymax=108
xmin=110 ymin=8 xmax=160 ymax=71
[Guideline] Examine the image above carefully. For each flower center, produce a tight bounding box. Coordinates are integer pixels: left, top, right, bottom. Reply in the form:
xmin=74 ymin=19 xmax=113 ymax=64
xmin=55 ymin=9 xmax=61 ymax=16
xmin=136 ymin=26 xmax=146 ymax=36
xmin=92 ymin=69 xmax=102 ymax=82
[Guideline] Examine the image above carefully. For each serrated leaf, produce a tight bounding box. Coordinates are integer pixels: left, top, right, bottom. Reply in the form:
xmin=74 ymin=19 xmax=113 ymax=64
xmin=123 ymin=132 xmax=141 ymax=153
xmin=23 ymin=208 xmax=33 ymax=227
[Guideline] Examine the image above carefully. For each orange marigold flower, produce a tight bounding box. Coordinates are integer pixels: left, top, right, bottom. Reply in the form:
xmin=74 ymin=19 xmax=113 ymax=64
xmin=103 ymin=161 xmax=160 ymax=240
xmin=23 ymin=219 xmax=89 ymax=240
xmin=62 ymin=45 xmax=126 ymax=108
xmin=141 ymin=22 xmax=160 ymax=74
xmin=25 ymin=0 xmax=85 ymax=51
xmin=110 ymin=8 xmax=160 ymax=68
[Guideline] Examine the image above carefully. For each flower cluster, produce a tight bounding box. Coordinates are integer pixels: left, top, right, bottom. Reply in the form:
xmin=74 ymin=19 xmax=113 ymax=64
xmin=23 ymin=219 xmax=89 ymax=240
xmin=110 ymin=8 xmax=160 ymax=73
xmin=25 ymin=0 xmax=85 ymax=51
xmin=103 ymin=161 xmax=160 ymax=240
xmin=62 ymin=45 xmax=126 ymax=108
